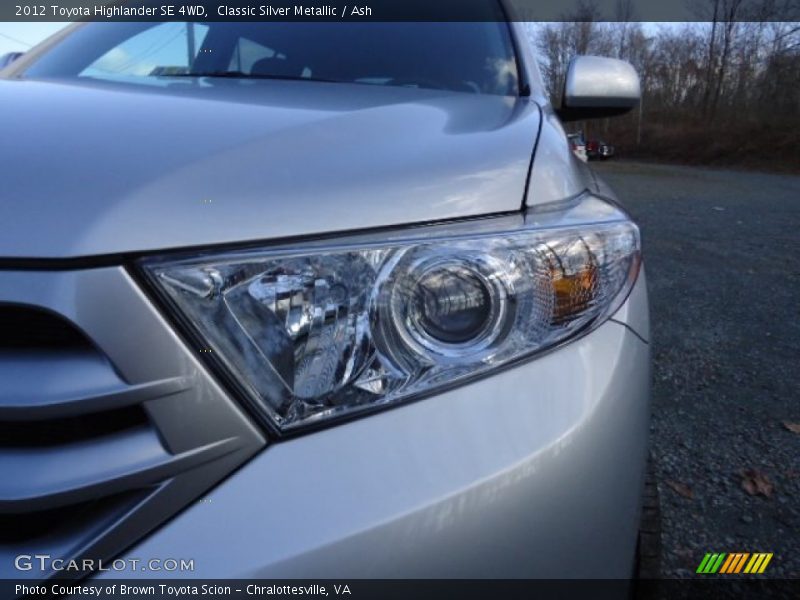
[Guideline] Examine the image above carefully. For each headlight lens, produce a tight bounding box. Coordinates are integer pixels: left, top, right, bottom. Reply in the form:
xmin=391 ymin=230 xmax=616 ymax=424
xmin=408 ymin=261 xmax=498 ymax=345
xmin=141 ymin=194 xmax=640 ymax=432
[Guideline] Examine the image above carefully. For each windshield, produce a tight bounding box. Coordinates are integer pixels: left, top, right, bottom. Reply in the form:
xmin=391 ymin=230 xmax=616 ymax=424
xmin=21 ymin=21 xmax=520 ymax=96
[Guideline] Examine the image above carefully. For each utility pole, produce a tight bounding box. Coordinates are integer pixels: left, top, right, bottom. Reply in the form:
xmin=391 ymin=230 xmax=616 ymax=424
xmin=187 ymin=23 xmax=196 ymax=68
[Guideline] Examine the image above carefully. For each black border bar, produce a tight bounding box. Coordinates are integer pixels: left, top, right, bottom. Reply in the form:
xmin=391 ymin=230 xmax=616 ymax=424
xmin=5 ymin=579 xmax=800 ymax=600
xmin=2 ymin=0 xmax=799 ymax=22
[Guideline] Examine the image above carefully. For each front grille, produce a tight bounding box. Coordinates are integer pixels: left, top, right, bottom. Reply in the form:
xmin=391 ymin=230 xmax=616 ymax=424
xmin=0 ymin=304 xmax=92 ymax=349
xmin=0 ymin=404 xmax=148 ymax=446
xmin=0 ymin=491 xmax=148 ymax=545
xmin=0 ymin=267 xmax=265 ymax=581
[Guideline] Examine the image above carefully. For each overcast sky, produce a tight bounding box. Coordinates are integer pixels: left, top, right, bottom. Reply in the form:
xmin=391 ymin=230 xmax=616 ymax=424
xmin=0 ymin=22 xmax=69 ymax=54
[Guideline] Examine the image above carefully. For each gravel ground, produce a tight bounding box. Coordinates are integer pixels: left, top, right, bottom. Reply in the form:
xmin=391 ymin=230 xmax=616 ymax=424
xmin=593 ymin=160 xmax=800 ymax=579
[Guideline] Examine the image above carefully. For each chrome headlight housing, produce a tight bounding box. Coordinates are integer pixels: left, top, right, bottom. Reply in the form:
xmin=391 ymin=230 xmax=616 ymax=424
xmin=141 ymin=194 xmax=640 ymax=432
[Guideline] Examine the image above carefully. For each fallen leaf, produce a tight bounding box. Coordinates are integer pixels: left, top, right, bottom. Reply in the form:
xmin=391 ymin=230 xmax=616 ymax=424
xmin=740 ymin=469 xmax=774 ymax=497
xmin=666 ymin=480 xmax=694 ymax=499
xmin=782 ymin=421 xmax=800 ymax=434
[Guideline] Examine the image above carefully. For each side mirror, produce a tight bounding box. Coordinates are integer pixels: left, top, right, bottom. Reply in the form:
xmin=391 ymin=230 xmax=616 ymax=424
xmin=0 ymin=52 xmax=24 ymax=70
xmin=557 ymin=56 xmax=640 ymax=122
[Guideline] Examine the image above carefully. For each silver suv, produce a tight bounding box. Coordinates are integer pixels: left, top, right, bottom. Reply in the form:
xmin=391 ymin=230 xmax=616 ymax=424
xmin=1 ymin=13 xmax=649 ymax=582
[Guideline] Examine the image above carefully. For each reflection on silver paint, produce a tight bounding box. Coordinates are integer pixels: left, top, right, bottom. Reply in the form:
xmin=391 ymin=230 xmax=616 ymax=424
xmin=508 ymin=21 xmax=550 ymax=107
xmin=0 ymin=78 xmax=540 ymax=259
xmin=564 ymin=56 xmax=641 ymax=109
xmin=611 ymin=268 xmax=651 ymax=343
xmin=525 ymin=106 xmax=593 ymax=206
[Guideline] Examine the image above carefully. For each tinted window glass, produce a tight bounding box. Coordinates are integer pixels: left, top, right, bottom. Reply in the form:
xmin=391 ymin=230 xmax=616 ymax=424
xmin=24 ymin=22 xmax=519 ymax=96
xmin=80 ymin=23 xmax=210 ymax=78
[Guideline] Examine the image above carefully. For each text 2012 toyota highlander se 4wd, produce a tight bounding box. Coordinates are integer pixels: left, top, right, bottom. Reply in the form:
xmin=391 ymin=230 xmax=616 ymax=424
xmin=0 ymin=14 xmax=650 ymax=582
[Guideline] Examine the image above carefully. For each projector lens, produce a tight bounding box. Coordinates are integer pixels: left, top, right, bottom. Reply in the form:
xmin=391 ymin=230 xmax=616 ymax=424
xmin=412 ymin=265 xmax=493 ymax=344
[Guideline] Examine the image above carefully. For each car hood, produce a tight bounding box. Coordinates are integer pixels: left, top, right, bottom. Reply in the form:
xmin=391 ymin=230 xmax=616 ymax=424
xmin=0 ymin=78 xmax=541 ymax=259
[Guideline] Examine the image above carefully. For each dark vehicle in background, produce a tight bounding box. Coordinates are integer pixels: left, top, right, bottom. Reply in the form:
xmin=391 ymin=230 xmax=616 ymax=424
xmin=587 ymin=139 xmax=615 ymax=160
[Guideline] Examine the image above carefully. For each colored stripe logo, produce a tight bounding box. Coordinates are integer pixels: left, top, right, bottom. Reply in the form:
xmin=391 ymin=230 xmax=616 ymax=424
xmin=697 ymin=552 xmax=773 ymax=574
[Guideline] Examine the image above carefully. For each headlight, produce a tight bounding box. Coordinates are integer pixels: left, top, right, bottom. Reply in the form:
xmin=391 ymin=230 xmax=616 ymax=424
xmin=140 ymin=194 xmax=640 ymax=432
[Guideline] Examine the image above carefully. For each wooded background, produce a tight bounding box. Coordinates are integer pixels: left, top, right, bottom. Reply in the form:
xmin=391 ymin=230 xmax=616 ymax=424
xmin=524 ymin=0 xmax=800 ymax=171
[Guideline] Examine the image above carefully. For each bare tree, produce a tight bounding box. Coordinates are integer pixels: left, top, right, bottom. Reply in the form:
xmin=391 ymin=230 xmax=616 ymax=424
xmin=530 ymin=7 xmax=800 ymax=170
xmin=614 ymin=0 xmax=636 ymax=58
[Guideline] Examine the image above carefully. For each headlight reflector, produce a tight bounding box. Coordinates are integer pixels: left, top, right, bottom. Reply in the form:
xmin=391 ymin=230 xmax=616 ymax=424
xmin=141 ymin=194 xmax=640 ymax=432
